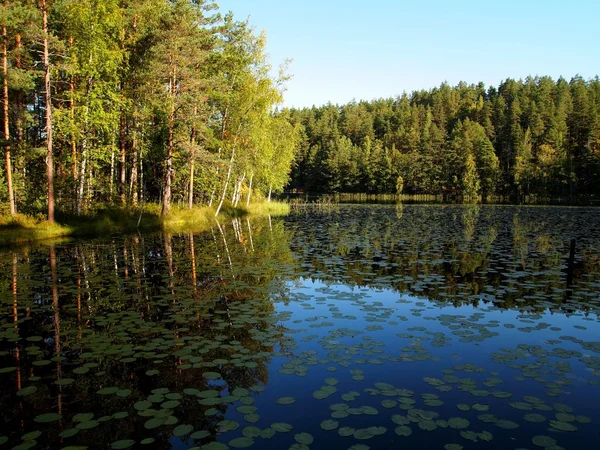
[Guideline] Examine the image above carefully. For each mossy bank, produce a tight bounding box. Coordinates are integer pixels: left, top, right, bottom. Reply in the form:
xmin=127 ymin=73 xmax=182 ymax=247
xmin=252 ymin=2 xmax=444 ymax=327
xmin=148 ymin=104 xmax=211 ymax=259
xmin=0 ymin=201 xmax=290 ymax=247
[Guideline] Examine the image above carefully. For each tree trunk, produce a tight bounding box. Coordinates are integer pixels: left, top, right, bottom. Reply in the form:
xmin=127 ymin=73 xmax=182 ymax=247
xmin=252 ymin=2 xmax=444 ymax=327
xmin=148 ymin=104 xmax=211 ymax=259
xmin=162 ymin=109 xmax=173 ymax=217
xmin=42 ymin=0 xmax=54 ymax=222
xmin=15 ymin=34 xmax=23 ymax=148
xmin=188 ymin=105 xmax=197 ymax=209
xmin=77 ymin=137 xmax=87 ymax=215
xmin=188 ymin=155 xmax=194 ymax=209
xmin=109 ymin=149 xmax=115 ymax=199
xmin=129 ymin=114 xmax=138 ymax=205
xmin=246 ymin=173 xmax=253 ymax=206
xmin=69 ymin=36 xmax=76 ymax=185
xmin=119 ymin=111 xmax=126 ymax=204
xmin=268 ymin=184 xmax=272 ymax=202
xmin=2 ymin=21 xmax=15 ymax=215
xmin=234 ymin=172 xmax=245 ymax=207
xmin=215 ymin=145 xmax=234 ymax=217
xmin=161 ymin=57 xmax=175 ymax=217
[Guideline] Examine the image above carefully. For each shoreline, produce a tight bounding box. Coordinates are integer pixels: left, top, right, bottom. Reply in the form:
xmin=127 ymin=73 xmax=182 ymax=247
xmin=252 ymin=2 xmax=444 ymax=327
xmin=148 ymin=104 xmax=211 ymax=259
xmin=0 ymin=201 xmax=290 ymax=248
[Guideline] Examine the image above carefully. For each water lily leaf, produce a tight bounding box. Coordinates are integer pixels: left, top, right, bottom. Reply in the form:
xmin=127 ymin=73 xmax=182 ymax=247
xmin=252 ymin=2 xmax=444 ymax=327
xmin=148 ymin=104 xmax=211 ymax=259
xmin=549 ymin=420 xmax=577 ymax=432
xmin=495 ymin=419 xmax=519 ymax=429
xmin=338 ymin=426 xmax=355 ymax=437
xmin=59 ymin=428 xmax=79 ymax=438
xmin=294 ymin=433 xmax=313 ymax=445
xmin=271 ymin=423 xmax=293 ymax=433
xmin=21 ymin=431 xmax=42 ymax=441
xmin=447 ymin=417 xmax=470 ymax=429
xmin=111 ymin=440 xmax=135 ymax=449
xmin=173 ymin=424 xmax=194 ymax=437
xmin=320 ymin=420 xmax=338 ymax=431
xmin=34 ymin=413 xmax=62 ymax=423
xmin=144 ymin=418 xmax=163 ymax=429
xmin=353 ymin=429 xmax=374 ymax=440
xmin=394 ymin=426 xmax=412 ymax=437
xmin=201 ymin=443 xmax=228 ymax=450
xmin=242 ymin=427 xmax=261 ymax=438
xmin=203 ymin=372 xmax=221 ymax=380
xmin=17 ymin=386 xmax=38 ymax=397
xmin=276 ymin=397 xmax=295 ymax=405
xmin=532 ymin=435 xmax=557 ymax=447
xmin=73 ymin=413 xmax=94 ymax=423
xmin=228 ymin=437 xmax=254 ymax=448
xmin=524 ymin=413 xmax=546 ymax=423
xmin=76 ymin=420 xmax=99 ymax=430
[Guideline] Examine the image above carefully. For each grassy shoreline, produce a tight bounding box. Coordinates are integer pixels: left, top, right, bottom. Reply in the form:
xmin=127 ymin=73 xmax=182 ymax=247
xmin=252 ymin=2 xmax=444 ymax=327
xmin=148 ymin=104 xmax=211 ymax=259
xmin=0 ymin=201 xmax=290 ymax=247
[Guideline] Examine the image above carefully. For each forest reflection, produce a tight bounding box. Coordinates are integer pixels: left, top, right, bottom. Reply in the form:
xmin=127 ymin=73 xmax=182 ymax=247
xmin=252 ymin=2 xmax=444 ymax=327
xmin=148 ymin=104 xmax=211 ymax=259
xmin=1 ymin=205 xmax=599 ymax=448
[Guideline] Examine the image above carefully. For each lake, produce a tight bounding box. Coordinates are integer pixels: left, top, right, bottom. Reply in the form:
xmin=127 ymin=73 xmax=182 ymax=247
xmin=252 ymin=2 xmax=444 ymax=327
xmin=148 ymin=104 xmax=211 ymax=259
xmin=1 ymin=204 xmax=599 ymax=450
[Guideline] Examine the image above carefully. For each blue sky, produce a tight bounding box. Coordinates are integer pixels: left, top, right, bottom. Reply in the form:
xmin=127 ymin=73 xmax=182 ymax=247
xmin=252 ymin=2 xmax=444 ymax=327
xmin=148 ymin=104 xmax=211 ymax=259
xmin=217 ymin=0 xmax=600 ymax=108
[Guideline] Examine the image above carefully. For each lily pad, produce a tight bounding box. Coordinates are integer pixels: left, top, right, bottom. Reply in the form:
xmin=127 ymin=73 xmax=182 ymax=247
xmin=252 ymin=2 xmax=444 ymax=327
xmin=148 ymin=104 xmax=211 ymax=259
xmin=294 ymin=433 xmax=313 ymax=445
xmin=34 ymin=413 xmax=62 ymax=423
xmin=320 ymin=420 xmax=339 ymax=431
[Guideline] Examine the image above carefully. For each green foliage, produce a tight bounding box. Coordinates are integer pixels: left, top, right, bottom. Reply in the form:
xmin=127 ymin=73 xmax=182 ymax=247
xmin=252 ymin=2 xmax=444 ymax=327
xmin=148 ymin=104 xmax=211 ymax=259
xmin=284 ymin=76 xmax=600 ymax=199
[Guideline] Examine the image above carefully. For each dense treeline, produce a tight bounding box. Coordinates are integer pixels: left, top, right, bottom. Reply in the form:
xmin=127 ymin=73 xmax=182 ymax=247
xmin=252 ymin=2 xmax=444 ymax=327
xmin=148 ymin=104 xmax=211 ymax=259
xmin=285 ymin=76 xmax=600 ymax=199
xmin=0 ymin=0 xmax=298 ymax=221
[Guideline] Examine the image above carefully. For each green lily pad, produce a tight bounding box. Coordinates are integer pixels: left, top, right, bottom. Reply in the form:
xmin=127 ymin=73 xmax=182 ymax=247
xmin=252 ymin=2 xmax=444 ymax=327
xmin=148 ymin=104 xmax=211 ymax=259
xmin=320 ymin=420 xmax=338 ymax=431
xmin=532 ymin=435 xmax=557 ymax=447
xmin=34 ymin=413 xmax=62 ymax=423
xmin=111 ymin=440 xmax=135 ymax=449
xmin=276 ymin=397 xmax=295 ymax=405
xmin=144 ymin=418 xmax=163 ymax=429
xmin=173 ymin=424 xmax=194 ymax=437
xmin=394 ymin=426 xmax=412 ymax=437
xmin=17 ymin=386 xmax=38 ymax=397
xmin=447 ymin=417 xmax=470 ymax=429
xmin=228 ymin=437 xmax=254 ymax=448
xmin=271 ymin=423 xmax=293 ymax=433
xmin=524 ymin=413 xmax=546 ymax=423
xmin=549 ymin=420 xmax=577 ymax=432
xmin=338 ymin=426 xmax=355 ymax=436
xmin=294 ymin=433 xmax=313 ymax=445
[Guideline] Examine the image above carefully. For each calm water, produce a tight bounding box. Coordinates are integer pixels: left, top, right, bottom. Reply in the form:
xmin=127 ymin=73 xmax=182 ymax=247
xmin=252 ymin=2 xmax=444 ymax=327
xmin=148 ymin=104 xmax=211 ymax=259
xmin=1 ymin=205 xmax=600 ymax=450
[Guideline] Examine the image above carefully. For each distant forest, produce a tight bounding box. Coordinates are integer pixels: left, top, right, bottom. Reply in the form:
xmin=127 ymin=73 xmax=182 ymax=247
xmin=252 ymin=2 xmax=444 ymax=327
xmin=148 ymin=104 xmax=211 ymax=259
xmin=284 ymin=76 xmax=600 ymax=199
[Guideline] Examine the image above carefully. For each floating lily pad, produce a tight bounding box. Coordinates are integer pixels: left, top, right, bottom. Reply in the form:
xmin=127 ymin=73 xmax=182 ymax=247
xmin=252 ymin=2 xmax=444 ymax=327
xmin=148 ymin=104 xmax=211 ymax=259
xmin=276 ymin=397 xmax=295 ymax=405
xmin=173 ymin=424 xmax=194 ymax=437
xmin=394 ymin=426 xmax=412 ymax=437
xmin=294 ymin=433 xmax=313 ymax=445
xmin=271 ymin=423 xmax=293 ymax=433
xmin=321 ymin=420 xmax=338 ymax=431
xmin=229 ymin=437 xmax=254 ymax=448
xmin=111 ymin=440 xmax=135 ymax=449
xmin=532 ymin=435 xmax=557 ymax=447
xmin=34 ymin=413 xmax=62 ymax=423
xmin=17 ymin=386 xmax=38 ymax=397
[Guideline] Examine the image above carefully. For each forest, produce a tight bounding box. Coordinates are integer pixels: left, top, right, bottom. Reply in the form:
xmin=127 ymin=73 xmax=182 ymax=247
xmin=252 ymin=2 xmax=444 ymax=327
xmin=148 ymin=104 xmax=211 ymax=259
xmin=285 ymin=76 xmax=600 ymax=199
xmin=2 ymin=2 xmax=600 ymax=227
xmin=0 ymin=0 xmax=299 ymax=222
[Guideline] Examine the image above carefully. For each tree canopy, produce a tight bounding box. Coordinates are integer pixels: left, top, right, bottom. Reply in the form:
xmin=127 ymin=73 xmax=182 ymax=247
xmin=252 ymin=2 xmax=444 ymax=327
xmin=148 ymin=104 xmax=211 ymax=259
xmin=0 ymin=0 xmax=297 ymax=218
xmin=284 ymin=76 xmax=600 ymax=199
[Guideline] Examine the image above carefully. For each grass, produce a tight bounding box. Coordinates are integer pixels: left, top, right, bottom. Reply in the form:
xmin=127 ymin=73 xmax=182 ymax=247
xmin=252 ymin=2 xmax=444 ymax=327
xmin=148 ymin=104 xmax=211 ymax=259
xmin=0 ymin=200 xmax=290 ymax=247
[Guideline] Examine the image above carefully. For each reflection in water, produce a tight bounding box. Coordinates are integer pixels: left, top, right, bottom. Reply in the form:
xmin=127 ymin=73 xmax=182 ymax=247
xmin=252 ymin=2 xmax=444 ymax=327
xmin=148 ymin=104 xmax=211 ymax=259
xmin=0 ymin=206 xmax=599 ymax=449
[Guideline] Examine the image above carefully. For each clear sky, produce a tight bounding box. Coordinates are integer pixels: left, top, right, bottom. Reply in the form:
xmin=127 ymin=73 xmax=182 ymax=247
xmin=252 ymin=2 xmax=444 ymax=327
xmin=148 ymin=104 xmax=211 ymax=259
xmin=217 ymin=0 xmax=600 ymax=108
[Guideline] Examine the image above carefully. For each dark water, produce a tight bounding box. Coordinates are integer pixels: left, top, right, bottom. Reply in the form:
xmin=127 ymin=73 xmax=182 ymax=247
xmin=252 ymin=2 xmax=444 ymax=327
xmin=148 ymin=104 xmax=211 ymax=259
xmin=1 ymin=205 xmax=600 ymax=450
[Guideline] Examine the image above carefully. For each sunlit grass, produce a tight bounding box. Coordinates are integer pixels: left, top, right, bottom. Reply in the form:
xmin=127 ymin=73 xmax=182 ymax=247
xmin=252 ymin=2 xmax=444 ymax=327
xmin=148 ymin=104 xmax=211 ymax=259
xmin=0 ymin=200 xmax=290 ymax=246
xmin=244 ymin=201 xmax=290 ymax=216
xmin=0 ymin=213 xmax=73 ymax=247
